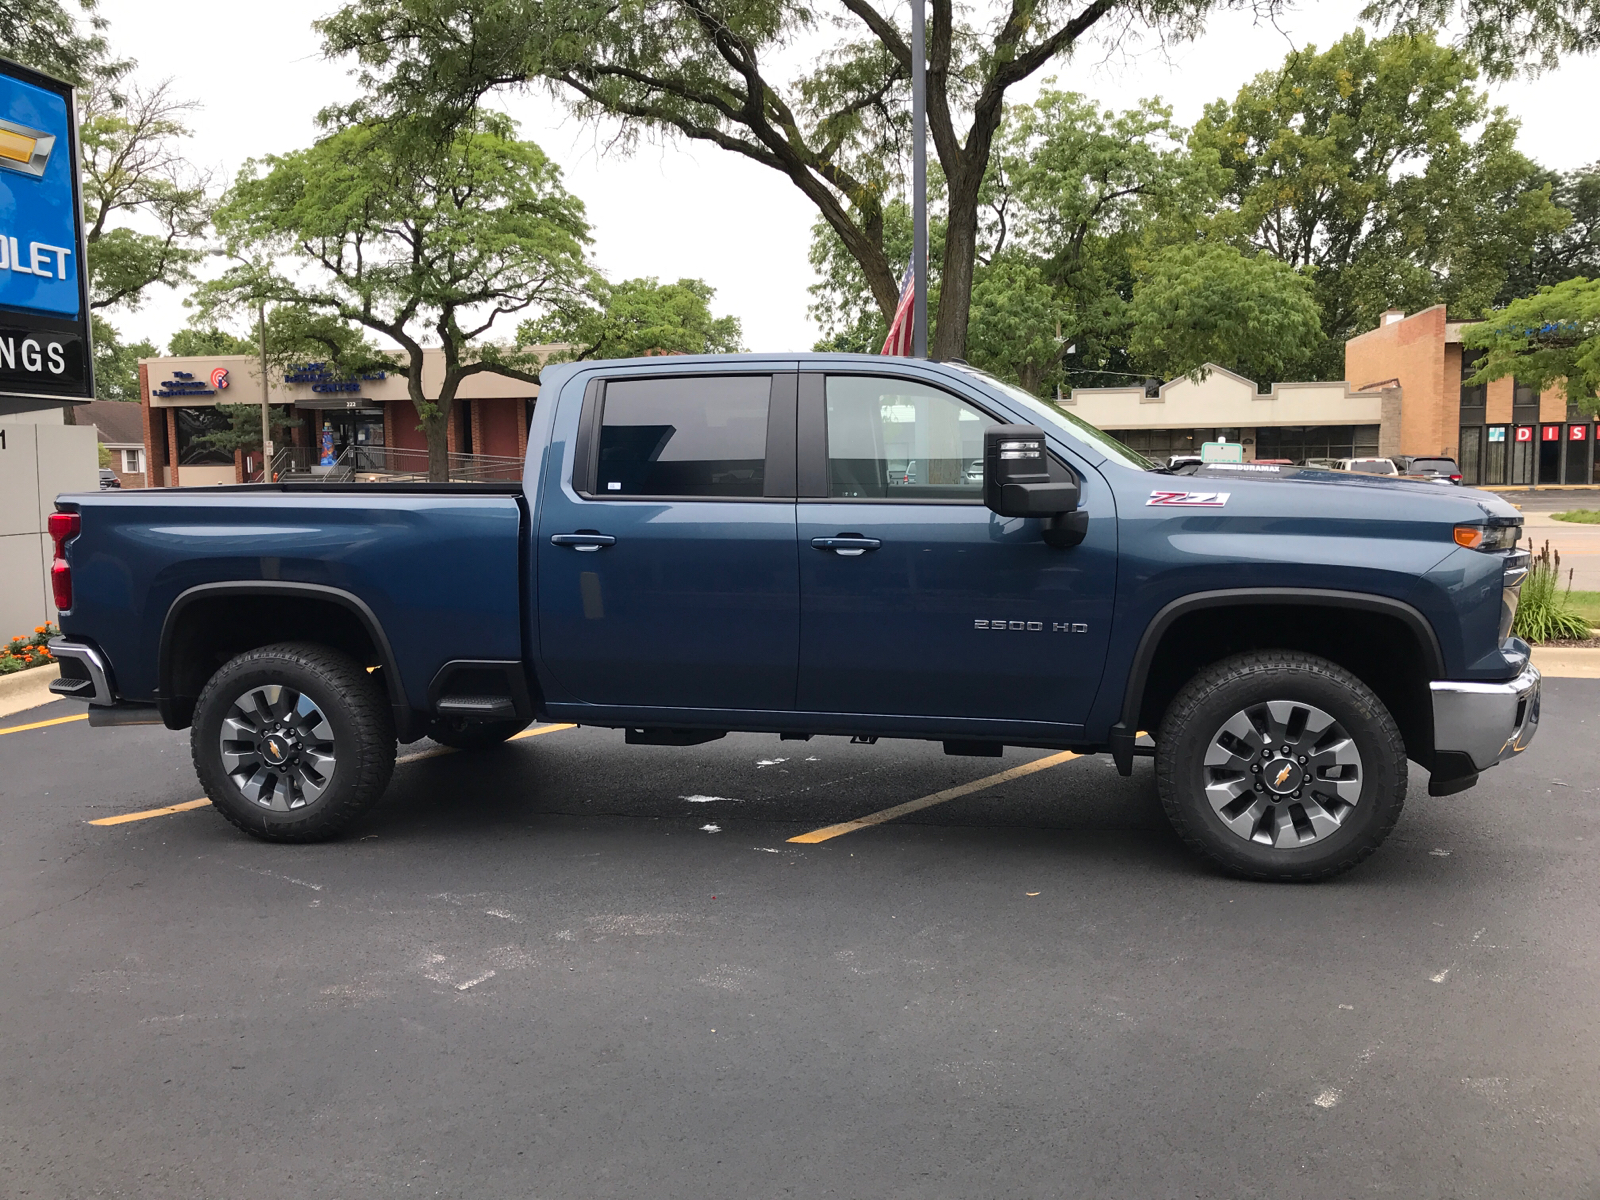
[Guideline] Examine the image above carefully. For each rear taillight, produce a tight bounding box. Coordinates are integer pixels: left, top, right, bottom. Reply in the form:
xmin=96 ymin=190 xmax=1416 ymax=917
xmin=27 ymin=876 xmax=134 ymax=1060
xmin=48 ymin=509 xmax=79 ymax=612
xmin=1450 ymin=474 xmax=1462 ymax=483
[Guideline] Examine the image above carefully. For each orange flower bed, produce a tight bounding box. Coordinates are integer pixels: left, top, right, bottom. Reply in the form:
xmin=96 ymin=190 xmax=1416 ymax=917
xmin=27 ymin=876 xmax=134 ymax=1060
xmin=0 ymin=623 xmax=58 ymax=675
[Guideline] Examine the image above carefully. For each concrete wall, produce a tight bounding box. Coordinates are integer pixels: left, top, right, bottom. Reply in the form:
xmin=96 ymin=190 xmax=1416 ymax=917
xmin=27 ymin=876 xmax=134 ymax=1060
xmin=0 ymin=421 xmax=97 ymax=638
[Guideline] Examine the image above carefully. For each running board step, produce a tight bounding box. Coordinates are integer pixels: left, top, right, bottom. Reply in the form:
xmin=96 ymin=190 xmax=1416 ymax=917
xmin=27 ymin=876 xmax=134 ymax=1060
xmin=435 ymin=695 xmax=518 ymax=718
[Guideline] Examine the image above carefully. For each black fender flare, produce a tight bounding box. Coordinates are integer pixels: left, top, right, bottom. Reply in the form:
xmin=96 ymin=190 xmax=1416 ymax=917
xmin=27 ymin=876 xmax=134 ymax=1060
xmin=1108 ymin=587 xmax=1444 ymax=773
xmin=157 ymin=581 xmax=411 ymax=733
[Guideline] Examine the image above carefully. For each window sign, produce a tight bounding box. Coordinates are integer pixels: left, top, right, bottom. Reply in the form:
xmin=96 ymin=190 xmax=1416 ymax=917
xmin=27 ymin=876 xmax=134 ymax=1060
xmin=1487 ymin=426 xmax=1506 ymax=442
xmin=1542 ymin=425 xmax=1561 ymax=441
xmin=1570 ymin=424 xmax=1588 ymax=441
xmin=1515 ymin=426 xmax=1534 ymax=442
xmin=1200 ymin=440 xmax=1244 ymax=464
xmin=0 ymin=61 xmax=92 ymax=401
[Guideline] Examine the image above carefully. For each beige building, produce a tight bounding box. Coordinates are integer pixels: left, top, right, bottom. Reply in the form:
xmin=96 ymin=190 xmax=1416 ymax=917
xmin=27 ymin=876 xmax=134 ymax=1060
xmin=1065 ymin=365 xmax=1400 ymax=465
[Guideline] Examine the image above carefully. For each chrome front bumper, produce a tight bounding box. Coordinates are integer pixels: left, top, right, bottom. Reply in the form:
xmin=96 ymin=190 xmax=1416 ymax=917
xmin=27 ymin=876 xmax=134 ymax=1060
xmin=1430 ymin=664 xmax=1541 ymax=772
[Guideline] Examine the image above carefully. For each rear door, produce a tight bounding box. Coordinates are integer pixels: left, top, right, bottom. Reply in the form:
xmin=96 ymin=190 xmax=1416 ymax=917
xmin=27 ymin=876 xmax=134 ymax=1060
xmin=795 ymin=371 xmax=1115 ymax=727
xmin=537 ymin=370 xmax=799 ymax=712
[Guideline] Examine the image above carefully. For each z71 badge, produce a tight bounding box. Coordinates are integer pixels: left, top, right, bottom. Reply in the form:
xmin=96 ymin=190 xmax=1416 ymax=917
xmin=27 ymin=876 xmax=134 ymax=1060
xmin=1147 ymin=490 xmax=1230 ymax=507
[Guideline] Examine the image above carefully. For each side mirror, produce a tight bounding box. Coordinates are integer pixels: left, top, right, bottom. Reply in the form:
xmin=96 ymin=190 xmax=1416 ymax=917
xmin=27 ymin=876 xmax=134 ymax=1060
xmin=983 ymin=424 xmax=1086 ymax=548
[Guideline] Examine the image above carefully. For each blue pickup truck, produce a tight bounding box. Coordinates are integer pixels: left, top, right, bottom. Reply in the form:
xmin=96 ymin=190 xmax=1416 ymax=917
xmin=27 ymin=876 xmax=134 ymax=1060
xmin=46 ymin=354 xmax=1540 ymax=880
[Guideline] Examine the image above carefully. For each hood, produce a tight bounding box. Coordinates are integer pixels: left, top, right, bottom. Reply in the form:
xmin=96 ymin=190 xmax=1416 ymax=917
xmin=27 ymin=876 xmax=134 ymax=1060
xmin=1183 ymin=462 xmax=1521 ymax=521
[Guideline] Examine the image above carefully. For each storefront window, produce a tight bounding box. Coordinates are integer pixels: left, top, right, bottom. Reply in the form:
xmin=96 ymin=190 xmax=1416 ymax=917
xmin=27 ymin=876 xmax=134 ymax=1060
xmin=174 ymin=407 xmax=237 ymax=465
xmin=1458 ymin=426 xmax=1482 ymax=484
xmin=1564 ymin=424 xmax=1593 ymax=484
xmin=1253 ymin=425 xmax=1380 ymax=463
xmin=1484 ymin=426 xmax=1507 ymax=486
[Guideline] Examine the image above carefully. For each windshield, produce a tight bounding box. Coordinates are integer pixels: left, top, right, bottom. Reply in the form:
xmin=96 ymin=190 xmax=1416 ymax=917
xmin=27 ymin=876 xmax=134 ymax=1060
xmin=950 ymin=365 xmax=1157 ymax=470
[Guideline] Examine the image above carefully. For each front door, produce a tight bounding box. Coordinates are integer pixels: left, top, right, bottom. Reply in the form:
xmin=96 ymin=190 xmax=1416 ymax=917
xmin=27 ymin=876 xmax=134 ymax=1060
xmin=537 ymin=371 xmax=799 ymax=712
xmin=796 ymin=372 xmax=1114 ymax=728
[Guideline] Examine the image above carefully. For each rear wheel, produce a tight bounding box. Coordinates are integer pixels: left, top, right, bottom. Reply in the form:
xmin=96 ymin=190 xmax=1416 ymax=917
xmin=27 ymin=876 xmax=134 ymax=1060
xmin=427 ymin=716 xmax=529 ymax=750
xmin=191 ymin=642 xmax=396 ymax=842
xmin=1155 ymin=651 xmax=1406 ymax=881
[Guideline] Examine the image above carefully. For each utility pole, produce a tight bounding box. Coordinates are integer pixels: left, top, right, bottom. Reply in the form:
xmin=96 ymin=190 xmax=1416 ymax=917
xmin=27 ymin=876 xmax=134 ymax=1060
xmin=257 ymin=301 xmax=272 ymax=480
xmin=911 ymin=0 xmax=928 ymax=359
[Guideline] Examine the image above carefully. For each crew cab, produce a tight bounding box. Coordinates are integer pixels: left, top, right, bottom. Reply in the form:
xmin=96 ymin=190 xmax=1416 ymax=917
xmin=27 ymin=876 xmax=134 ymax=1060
xmin=46 ymin=355 xmax=1541 ymax=880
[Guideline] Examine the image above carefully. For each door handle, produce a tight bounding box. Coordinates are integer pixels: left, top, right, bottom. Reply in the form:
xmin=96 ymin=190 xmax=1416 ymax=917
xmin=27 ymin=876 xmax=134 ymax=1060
xmin=811 ymin=535 xmax=881 ymax=557
xmin=551 ymin=533 xmax=616 ymax=552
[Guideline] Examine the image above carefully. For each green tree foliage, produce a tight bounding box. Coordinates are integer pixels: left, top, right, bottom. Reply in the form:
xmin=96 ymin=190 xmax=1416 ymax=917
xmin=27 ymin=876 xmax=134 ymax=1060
xmin=1126 ymin=243 xmax=1323 ymax=383
xmin=167 ymin=327 xmax=255 ymax=357
xmin=1192 ymin=30 xmax=1565 ymax=377
xmin=186 ymin=404 xmax=301 ymax=457
xmin=1502 ymin=162 xmax=1600 ymax=299
xmin=80 ymin=79 xmax=210 ymax=312
xmin=89 ymin=312 xmax=157 ymax=401
xmin=206 ymin=114 xmax=592 ymax=480
xmin=315 ymin=0 xmax=1600 ymax=362
xmin=1461 ymin=276 xmax=1600 ymax=412
xmin=0 ymin=0 xmax=126 ymax=86
xmin=524 ymin=277 xmax=742 ymax=361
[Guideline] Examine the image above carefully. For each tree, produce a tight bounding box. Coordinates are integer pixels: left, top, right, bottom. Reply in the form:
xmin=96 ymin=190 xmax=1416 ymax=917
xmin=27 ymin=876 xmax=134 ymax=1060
xmin=168 ymin=327 xmax=255 ymax=357
xmin=1501 ymin=162 xmax=1600 ymax=300
xmin=316 ymin=0 xmax=1600 ymax=362
xmin=523 ymin=277 xmax=742 ymax=360
xmin=89 ymin=313 xmax=157 ymax=401
xmin=1192 ymin=29 xmax=1566 ymax=377
xmin=80 ymin=78 xmax=210 ymax=312
xmin=1125 ymin=243 xmax=1323 ymax=383
xmin=186 ymin=404 xmax=301 ymax=457
xmin=1461 ymin=276 xmax=1600 ymax=413
xmin=207 ymin=114 xmax=592 ymax=481
xmin=0 ymin=0 xmax=126 ymax=86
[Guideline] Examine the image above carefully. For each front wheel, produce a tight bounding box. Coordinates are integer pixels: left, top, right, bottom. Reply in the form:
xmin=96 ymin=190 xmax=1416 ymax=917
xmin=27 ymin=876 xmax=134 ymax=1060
xmin=191 ymin=642 xmax=396 ymax=842
xmin=1155 ymin=651 xmax=1406 ymax=882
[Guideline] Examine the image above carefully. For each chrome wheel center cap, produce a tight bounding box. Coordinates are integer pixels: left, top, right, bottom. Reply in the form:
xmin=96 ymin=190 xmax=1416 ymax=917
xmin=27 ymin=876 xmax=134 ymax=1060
xmin=1264 ymin=757 xmax=1303 ymax=795
xmin=259 ymin=733 xmax=296 ymax=767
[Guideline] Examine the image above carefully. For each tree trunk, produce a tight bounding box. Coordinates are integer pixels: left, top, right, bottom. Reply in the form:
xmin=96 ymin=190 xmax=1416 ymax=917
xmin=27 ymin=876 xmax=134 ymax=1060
xmin=932 ymin=161 xmax=984 ymax=361
xmin=424 ymin=409 xmax=450 ymax=482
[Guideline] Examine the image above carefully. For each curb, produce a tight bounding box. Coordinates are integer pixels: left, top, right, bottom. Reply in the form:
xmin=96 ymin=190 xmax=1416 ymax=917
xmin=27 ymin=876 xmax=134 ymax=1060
xmin=0 ymin=664 xmax=62 ymax=719
xmin=1531 ymin=646 xmax=1600 ymax=679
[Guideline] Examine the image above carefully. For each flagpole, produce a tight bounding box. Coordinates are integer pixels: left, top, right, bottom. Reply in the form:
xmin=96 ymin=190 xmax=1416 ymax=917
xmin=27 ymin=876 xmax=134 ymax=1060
xmin=911 ymin=0 xmax=928 ymax=359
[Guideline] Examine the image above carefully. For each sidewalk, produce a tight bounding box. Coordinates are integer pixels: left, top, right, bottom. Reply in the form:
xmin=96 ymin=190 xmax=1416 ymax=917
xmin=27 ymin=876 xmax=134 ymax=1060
xmin=0 ymin=666 xmax=60 ymax=720
xmin=1517 ymin=510 xmax=1600 ymax=589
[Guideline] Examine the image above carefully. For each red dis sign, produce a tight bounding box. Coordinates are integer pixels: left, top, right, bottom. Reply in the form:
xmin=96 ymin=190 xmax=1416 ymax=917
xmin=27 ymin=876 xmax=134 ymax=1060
xmin=1515 ymin=426 xmax=1534 ymax=442
xmin=1570 ymin=424 xmax=1588 ymax=441
xmin=1543 ymin=425 xmax=1561 ymax=441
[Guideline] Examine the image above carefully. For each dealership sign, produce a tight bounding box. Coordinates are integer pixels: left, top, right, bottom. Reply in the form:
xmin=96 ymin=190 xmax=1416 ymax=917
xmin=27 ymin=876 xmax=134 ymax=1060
xmin=0 ymin=58 xmax=91 ymax=402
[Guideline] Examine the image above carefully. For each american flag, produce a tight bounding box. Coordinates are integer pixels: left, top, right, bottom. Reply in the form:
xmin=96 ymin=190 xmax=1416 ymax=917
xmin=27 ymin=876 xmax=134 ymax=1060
xmin=880 ymin=258 xmax=915 ymax=356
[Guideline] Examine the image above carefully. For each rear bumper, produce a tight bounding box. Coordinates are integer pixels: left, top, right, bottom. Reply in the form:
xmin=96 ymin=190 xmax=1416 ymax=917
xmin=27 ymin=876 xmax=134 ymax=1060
xmin=46 ymin=638 xmax=114 ymax=705
xmin=1430 ymin=664 xmax=1541 ymax=773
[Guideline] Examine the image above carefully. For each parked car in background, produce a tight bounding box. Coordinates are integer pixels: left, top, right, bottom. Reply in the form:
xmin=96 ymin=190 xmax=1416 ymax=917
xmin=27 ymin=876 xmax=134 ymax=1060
xmin=1168 ymin=454 xmax=1203 ymax=474
xmin=1394 ymin=456 xmax=1463 ymax=485
xmin=97 ymin=468 xmax=121 ymax=490
xmin=1335 ymin=457 xmax=1399 ymax=475
xmin=1301 ymin=457 xmax=1340 ymax=470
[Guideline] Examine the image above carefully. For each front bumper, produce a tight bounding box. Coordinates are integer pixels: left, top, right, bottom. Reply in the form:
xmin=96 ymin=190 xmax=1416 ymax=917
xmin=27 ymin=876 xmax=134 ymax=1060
xmin=1430 ymin=663 xmax=1541 ymax=773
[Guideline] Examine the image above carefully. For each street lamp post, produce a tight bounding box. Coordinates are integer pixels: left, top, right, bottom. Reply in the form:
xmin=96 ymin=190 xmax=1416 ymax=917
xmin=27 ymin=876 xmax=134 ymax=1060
xmin=911 ymin=0 xmax=928 ymax=359
xmin=257 ymin=302 xmax=272 ymax=479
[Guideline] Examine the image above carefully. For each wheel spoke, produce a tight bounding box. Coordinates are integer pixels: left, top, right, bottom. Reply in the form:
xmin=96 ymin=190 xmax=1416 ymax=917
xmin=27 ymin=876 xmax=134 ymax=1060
xmin=1205 ymin=711 xmax=1261 ymax=767
xmin=1297 ymin=794 xmax=1344 ymax=839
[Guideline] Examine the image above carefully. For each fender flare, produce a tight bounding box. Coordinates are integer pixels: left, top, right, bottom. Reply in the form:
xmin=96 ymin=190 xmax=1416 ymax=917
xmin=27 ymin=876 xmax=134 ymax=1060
xmin=1109 ymin=587 xmax=1444 ymax=771
xmin=157 ymin=581 xmax=409 ymax=730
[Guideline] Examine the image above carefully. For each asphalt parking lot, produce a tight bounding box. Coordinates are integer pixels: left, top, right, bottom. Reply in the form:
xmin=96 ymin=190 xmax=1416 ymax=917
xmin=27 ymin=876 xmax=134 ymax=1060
xmin=3 ymin=684 xmax=1599 ymax=1199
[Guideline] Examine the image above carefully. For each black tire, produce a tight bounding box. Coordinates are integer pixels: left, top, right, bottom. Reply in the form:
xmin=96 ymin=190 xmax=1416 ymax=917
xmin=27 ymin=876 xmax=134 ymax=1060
xmin=1155 ymin=650 xmax=1406 ymax=882
xmin=191 ymin=642 xmax=396 ymax=843
xmin=427 ymin=716 xmax=529 ymax=750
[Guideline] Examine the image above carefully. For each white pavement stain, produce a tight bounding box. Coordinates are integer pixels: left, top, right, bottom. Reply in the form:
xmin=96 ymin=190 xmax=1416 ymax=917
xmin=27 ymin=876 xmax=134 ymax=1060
xmin=1313 ymin=1088 xmax=1343 ymax=1108
xmin=700 ymin=823 xmax=721 ymax=833
xmin=755 ymin=758 xmax=788 ymax=768
xmin=455 ymin=971 xmax=495 ymax=992
xmin=1430 ymin=848 xmax=1452 ymax=856
xmin=483 ymin=908 xmax=522 ymax=922
xmin=682 ymin=795 xmax=737 ymax=803
xmin=1431 ymin=968 xmax=1451 ymax=983
xmin=244 ymin=867 xmax=322 ymax=891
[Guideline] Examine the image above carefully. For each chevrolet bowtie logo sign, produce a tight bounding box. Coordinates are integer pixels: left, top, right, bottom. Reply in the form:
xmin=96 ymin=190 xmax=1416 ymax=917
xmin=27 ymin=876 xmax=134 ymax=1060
xmin=1274 ymin=763 xmax=1294 ymax=789
xmin=0 ymin=116 xmax=53 ymax=178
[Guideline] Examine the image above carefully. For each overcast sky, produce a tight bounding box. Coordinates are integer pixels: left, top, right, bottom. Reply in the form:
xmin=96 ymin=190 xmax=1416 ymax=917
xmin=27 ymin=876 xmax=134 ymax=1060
xmin=96 ymin=0 xmax=1596 ymax=355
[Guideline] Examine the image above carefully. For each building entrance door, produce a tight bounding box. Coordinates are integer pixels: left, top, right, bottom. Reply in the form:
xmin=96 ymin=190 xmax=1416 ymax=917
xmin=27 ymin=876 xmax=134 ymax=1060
xmin=1539 ymin=425 xmax=1562 ymax=484
xmin=1511 ymin=427 xmax=1535 ymax=484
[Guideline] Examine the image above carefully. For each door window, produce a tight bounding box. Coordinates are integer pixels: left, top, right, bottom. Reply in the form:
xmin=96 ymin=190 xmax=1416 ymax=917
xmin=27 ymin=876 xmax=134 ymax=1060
xmin=824 ymin=375 xmax=995 ymax=500
xmin=597 ymin=375 xmax=771 ymax=497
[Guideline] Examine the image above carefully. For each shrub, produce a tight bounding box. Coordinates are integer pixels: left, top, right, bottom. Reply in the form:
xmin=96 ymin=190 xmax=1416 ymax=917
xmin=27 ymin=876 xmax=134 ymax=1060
xmin=1552 ymin=510 xmax=1600 ymax=524
xmin=0 ymin=624 xmax=58 ymax=675
xmin=1512 ymin=542 xmax=1592 ymax=643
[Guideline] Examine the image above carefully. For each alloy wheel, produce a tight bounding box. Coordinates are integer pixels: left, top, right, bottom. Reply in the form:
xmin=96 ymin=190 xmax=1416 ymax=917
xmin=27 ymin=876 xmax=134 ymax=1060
xmin=1202 ymin=700 xmax=1363 ymax=848
xmin=218 ymin=683 xmax=338 ymax=811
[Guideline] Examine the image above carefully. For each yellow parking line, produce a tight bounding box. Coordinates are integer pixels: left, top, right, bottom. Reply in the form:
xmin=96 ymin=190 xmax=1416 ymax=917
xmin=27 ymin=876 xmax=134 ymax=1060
xmin=0 ymin=712 xmax=88 ymax=736
xmin=89 ymin=798 xmax=212 ymax=826
xmin=787 ymin=750 xmax=1081 ymax=844
xmin=510 ymin=722 xmax=576 ymax=740
xmin=87 ymin=723 xmax=576 ymax=826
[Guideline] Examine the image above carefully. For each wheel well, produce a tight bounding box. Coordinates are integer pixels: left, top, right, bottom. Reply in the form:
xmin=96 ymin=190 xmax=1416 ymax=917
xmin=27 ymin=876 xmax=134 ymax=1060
xmin=161 ymin=593 xmax=390 ymax=728
xmin=1134 ymin=604 xmax=1436 ymax=764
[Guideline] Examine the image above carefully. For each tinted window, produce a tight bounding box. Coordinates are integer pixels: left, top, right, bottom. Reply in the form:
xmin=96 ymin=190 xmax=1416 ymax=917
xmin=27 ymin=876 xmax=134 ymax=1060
xmin=597 ymin=375 xmax=771 ymax=497
xmin=825 ymin=376 xmax=995 ymax=500
xmin=1348 ymin=459 xmax=1397 ymax=475
xmin=1408 ymin=458 xmax=1457 ymax=474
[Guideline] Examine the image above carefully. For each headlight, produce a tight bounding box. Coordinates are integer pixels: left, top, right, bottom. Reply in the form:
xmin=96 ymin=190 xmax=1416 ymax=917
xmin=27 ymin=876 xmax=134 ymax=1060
xmin=1454 ymin=522 xmax=1521 ymax=551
